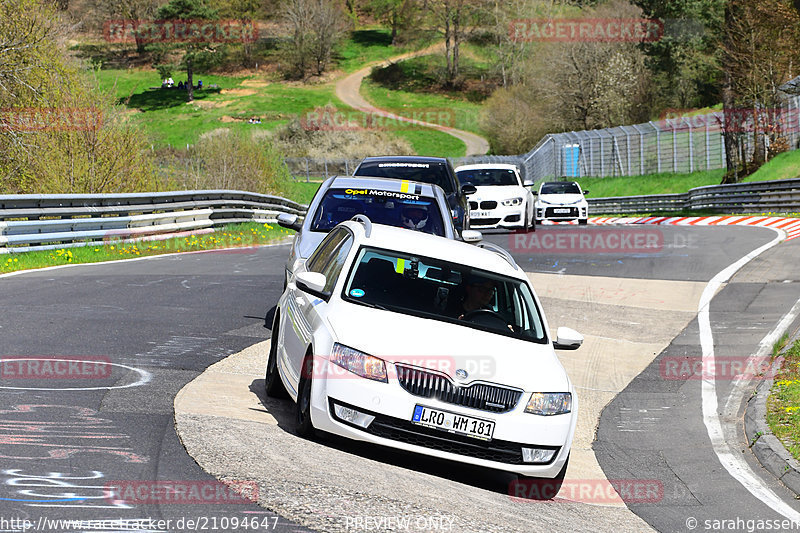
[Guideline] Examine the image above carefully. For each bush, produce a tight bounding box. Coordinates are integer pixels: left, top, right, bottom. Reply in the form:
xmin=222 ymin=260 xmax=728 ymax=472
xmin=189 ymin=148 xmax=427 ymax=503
xmin=271 ymin=117 xmax=415 ymax=159
xmin=161 ymin=129 xmax=292 ymax=196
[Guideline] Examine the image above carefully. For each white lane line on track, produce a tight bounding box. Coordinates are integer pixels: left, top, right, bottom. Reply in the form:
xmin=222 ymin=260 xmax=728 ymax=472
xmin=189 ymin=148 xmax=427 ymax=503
xmin=0 ymin=241 xmax=292 ymax=280
xmin=699 ymin=226 xmax=800 ymax=521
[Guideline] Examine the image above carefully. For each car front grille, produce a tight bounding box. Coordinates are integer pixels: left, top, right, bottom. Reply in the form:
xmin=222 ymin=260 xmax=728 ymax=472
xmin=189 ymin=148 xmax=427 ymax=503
xmin=395 ymin=364 xmax=523 ymax=413
xmin=469 ymin=218 xmax=501 ymax=226
xmin=545 ymin=206 xmax=578 ymax=218
xmin=366 ymin=414 xmax=530 ymax=464
xmin=480 ymin=201 xmax=498 ymax=209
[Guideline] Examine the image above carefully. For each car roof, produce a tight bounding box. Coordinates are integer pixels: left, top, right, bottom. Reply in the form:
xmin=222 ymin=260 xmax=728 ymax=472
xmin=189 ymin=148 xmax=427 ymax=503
xmin=454 ymin=163 xmax=519 ymax=171
xmin=329 ymin=176 xmax=439 ymax=197
xmin=358 ymin=156 xmax=450 ymax=165
xmin=340 ymin=219 xmax=522 ymax=278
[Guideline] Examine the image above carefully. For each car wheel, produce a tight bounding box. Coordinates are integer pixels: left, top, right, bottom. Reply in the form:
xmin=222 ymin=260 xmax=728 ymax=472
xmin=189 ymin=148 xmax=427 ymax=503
xmin=264 ymin=317 xmax=287 ymax=398
xmin=514 ymin=454 xmax=569 ymax=501
xmin=578 ymin=218 xmax=588 ymax=225
xmin=295 ymin=354 xmax=315 ymax=438
xmin=523 ymin=212 xmax=530 ymax=233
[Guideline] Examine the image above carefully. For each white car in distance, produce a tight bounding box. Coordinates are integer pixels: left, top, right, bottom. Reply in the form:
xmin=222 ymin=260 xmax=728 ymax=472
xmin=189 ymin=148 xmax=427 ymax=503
xmin=266 ymin=216 xmax=583 ymax=490
xmin=534 ymin=181 xmax=589 ymax=225
xmin=454 ymin=163 xmax=535 ymax=231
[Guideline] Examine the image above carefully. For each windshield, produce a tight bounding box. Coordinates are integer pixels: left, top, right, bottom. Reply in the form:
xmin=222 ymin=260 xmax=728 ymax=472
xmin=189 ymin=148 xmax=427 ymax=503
xmin=311 ymin=188 xmax=446 ymax=235
xmin=342 ymin=247 xmax=547 ymax=343
xmin=354 ymin=161 xmax=453 ymax=193
xmin=540 ymin=182 xmax=581 ymax=195
xmin=456 ymin=168 xmax=518 ymax=187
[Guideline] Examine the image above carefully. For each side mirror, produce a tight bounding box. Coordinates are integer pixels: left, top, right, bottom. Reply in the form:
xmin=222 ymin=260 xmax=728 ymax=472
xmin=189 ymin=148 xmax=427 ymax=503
xmin=277 ymin=213 xmax=302 ymax=231
xmin=523 ymin=179 xmax=534 ymax=187
xmin=461 ymin=183 xmax=477 ymax=196
xmin=583 ymin=190 xmax=589 ymax=196
xmin=531 ymin=190 xmax=538 ymax=196
xmin=461 ymin=230 xmax=483 ymax=243
xmin=296 ymin=271 xmax=326 ymax=294
xmin=553 ymin=326 xmax=583 ymax=350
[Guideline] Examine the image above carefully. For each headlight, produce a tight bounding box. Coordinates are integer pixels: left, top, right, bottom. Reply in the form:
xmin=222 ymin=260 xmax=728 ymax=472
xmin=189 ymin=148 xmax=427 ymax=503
xmin=502 ymin=197 xmax=523 ymax=206
xmin=525 ymin=392 xmax=571 ymax=415
xmin=330 ymin=343 xmax=387 ymax=382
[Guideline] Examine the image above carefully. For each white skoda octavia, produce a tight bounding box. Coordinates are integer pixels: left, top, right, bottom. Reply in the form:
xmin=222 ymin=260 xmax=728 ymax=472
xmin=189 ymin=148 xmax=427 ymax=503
xmin=266 ymin=217 xmax=582 ymax=485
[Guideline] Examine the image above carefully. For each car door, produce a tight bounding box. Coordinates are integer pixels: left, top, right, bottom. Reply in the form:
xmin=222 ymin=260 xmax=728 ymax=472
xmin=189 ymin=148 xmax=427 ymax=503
xmin=280 ymin=227 xmax=353 ymax=394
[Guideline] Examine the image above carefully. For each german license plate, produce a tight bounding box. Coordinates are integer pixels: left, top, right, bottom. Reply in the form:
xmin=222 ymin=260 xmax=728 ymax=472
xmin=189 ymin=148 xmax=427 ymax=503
xmin=411 ymin=405 xmax=495 ymax=441
xmin=470 ymin=210 xmax=491 ymax=218
xmin=554 ymin=208 xmax=570 ymax=214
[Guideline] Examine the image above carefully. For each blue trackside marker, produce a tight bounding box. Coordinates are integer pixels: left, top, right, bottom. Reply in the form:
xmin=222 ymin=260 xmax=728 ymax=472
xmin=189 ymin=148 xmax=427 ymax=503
xmin=412 ymin=405 xmax=423 ymax=422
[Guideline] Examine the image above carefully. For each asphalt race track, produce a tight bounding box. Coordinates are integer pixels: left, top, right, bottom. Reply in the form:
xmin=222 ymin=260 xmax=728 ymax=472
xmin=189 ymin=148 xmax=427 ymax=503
xmin=2 ymin=225 xmax=800 ymax=532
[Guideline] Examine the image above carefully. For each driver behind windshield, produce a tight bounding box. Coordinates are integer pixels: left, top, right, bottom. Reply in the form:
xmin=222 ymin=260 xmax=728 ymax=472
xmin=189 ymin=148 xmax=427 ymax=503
xmin=401 ymin=204 xmax=431 ymax=232
xmin=446 ymin=275 xmax=497 ymax=320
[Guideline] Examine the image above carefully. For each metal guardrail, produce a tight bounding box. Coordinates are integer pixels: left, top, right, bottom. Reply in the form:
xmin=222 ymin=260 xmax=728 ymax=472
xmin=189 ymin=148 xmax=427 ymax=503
xmin=588 ymin=178 xmax=800 ymax=215
xmin=0 ymin=190 xmax=307 ymax=253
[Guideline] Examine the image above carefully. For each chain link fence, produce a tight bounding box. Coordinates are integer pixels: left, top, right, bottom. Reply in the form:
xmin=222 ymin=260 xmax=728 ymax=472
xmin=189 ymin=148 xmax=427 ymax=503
xmin=506 ymin=95 xmax=800 ymax=183
xmin=284 ymin=157 xmax=362 ymax=182
xmin=279 ymin=95 xmax=800 ymax=186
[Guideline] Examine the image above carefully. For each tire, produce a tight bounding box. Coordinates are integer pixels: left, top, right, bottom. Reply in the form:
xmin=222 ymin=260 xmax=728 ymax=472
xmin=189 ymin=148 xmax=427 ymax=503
xmin=295 ymin=354 xmax=315 ymax=438
xmin=264 ymin=316 xmax=287 ymax=398
xmin=514 ymin=454 xmax=569 ymax=501
xmin=578 ymin=218 xmax=588 ymax=225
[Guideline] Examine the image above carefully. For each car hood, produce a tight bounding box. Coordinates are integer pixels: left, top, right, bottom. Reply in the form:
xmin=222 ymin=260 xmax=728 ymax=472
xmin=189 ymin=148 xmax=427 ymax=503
xmin=537 ymin=193 xmax=585 ymax=206
xmin=327 ymin=302 xmax=570 ymax=392
xmin=470 ymin=185 xmax=525 ymax=201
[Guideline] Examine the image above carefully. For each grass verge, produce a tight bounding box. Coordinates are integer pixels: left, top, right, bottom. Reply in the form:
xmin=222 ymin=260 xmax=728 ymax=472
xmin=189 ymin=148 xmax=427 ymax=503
xmin=575 ymin=169 xmax=726 ymax=198
xmin=0 ymin=222 xmax=292 ymax=275
xmin=767 ymin=338 xmax=800 ymax=461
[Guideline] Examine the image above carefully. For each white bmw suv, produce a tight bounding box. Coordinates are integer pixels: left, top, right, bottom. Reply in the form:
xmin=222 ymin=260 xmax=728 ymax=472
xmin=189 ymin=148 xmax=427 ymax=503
xmin=266 ymin=216 xmax=583 ymax=486
xmin=455 ymin=163 xmax=535 ymax=231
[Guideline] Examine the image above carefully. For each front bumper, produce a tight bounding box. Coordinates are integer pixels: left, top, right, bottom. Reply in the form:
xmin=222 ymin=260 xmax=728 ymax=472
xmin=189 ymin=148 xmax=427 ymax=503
xmin=535 ymin=204 xmax=588 ymax=222
xmin=308 ymin=358 xmax=576 ymax=477
xmin=469 ymin=205 xmax=527 ymax=229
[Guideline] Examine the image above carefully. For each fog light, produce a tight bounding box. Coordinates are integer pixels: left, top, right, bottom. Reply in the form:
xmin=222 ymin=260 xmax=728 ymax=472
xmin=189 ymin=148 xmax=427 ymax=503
xmin=333 ymin=403 xmax=375 ymax=428
xmin=521 ymin=447 xmax=557 ymax=464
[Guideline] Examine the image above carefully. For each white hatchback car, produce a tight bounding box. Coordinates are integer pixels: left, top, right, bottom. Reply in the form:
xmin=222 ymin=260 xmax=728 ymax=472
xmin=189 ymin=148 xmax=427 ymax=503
xmin=455 ymin=164 xmax=535 ymax=231
xmin=266 ymin=217 xmax=582 ymax=485
xmin=534 ymin=181 xmax=589 ymax=225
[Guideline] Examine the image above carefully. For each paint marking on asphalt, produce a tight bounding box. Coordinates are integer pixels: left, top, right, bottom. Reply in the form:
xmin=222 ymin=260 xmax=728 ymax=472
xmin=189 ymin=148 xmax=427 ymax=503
xmin=698 ymin=226 xmax=800 ymax=521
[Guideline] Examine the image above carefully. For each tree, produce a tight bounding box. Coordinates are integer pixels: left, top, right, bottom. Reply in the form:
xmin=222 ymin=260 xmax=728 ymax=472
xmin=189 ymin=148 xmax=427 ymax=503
xmin=368 ymin=0 xmax=414 ymax=44
xmin=721 ymin=0 xmax=800 ymax=182
xmin=633 ymin=0 xmax=725 ymax=109
xmin=217 ymin=0 xmax=263 ymax=67
xmin=282 ymin=0 xmax=349 ymax=78
xmin=429 ymin=0 xmax=488 ymax=86
xmin=91 ymin=0 xmax=159 ymax=54
xmin=156 ymin=0 xmax=219 ymax=102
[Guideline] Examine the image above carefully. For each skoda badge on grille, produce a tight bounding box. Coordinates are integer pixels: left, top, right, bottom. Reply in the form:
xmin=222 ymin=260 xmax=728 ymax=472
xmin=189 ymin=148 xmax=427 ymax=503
xmin=455 ymin=369 xmax=468 ymax=380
